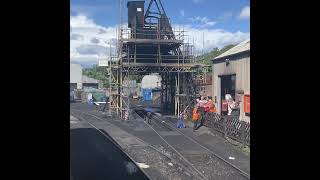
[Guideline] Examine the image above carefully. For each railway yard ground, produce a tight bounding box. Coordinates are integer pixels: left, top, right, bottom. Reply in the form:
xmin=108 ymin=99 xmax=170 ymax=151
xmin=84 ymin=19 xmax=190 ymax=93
xmin=70 ymin=102 xmax=250 ymax=180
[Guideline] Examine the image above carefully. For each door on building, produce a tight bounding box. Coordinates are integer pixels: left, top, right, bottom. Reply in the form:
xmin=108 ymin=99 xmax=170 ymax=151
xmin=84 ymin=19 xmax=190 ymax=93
xmin=220 ymin=74 xmax=236 ymax=115
xmin=70 ymin=83 xmax=77 ymax=90
xmin=83 ymin=83 xmax=99 ymax=89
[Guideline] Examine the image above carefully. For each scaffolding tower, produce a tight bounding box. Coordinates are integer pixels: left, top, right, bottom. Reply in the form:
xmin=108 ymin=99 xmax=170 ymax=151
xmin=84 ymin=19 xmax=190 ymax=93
xmin=110 ymin=0 xmax=203 ymax=119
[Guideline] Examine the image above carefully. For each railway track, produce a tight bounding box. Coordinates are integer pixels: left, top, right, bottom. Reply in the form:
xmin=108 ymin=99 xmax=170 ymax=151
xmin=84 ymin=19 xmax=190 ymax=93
xmin=133 ymin=109 xmax=209 ymax=180
xmin=134 ymin=109 xmax=173 ymax=132
xmin=133 ymin=108 xmax=250 ymax=180
xmin=70 ymin=109 xmax=208 ymax=180
xmin=71 ymin=107 xmax=250 ymax=179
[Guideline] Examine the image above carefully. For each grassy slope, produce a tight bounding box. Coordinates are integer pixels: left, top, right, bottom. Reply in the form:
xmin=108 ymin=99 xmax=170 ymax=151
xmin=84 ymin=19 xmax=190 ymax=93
xmin=196 ymin=44 xmax=236 ymax=72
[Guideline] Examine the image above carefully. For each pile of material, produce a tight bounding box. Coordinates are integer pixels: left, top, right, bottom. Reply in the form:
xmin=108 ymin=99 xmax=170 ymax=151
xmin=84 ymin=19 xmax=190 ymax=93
xmin=79 ymin=87 xmax=107 ymax=103
xmin=73 ymin=89 xmax=82 ymax=101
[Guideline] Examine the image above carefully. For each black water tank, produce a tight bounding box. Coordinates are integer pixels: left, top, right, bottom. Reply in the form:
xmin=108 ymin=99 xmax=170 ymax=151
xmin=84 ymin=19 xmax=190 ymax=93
xmin=127 ymin=0 xmax=145 ymax=29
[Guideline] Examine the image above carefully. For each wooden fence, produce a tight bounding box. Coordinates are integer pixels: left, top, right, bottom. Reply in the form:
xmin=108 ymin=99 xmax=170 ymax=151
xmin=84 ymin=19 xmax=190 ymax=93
xmin=203 ymin=113 xmax=250 ymax=146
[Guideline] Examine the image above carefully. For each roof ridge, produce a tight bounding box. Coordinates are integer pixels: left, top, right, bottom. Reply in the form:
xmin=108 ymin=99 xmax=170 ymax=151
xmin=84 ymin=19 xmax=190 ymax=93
xmin=214 ymin=39 xmax=250 ymax=60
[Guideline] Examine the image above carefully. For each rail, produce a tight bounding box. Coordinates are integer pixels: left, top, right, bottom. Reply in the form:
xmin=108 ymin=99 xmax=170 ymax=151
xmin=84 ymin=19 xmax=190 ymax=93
xmin=134 ymin=108 xmax=250 ymax=179
xmin=71 ymin=109 xmax=205 ymax=180
xmin=133 ymin=109 xmax=209 ymax=180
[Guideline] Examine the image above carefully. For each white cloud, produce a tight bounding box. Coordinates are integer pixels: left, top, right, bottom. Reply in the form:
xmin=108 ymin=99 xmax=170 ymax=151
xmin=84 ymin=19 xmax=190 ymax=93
xmin=238 ymin=6 xmax=250 ymax=19
xmin=70 ymin=14 xmax=117 ymax=66
xmin=70 ymin=14 xmax=101 ymax=28
xmin=70 ymin=34 xmax=84 ymax=41
xmin=189 ymin=16 xmax=216 ymax=28
xmin=70 ymin=4 xmax=112 ymax=16
xmin=70 ymin=14 xmax=249 ymax=66
xmin=76 ymin=44 xmax=107 ymax=55
xmin=174 ymin=24 xmax=250 ymax=55
xmin=180 ymin=9 xmax=185 ymax=17
xmin=90 ymin=37 xmax=100 ymax=44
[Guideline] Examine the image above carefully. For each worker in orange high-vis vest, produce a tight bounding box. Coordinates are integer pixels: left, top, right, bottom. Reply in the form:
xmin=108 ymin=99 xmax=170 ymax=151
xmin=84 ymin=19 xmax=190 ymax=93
xmin=210 ymin=104 xmax=217 ymax=113
xmin=209 ymin=98 xmax=217 ymax=113
xmin=192 ymin=107 xmax=199 ymax=132
xmin=204 ymin=98 xmax=212 ymax=113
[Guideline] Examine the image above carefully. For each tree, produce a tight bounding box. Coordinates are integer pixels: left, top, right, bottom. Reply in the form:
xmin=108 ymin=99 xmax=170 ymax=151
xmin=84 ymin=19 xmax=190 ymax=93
xmin=83 ymin=65 xmax=143 ymax=88
xmin=195 ymin=44 xmax=236 ymax=73
xmin=83 ymin=65 xmax=110 ymax=88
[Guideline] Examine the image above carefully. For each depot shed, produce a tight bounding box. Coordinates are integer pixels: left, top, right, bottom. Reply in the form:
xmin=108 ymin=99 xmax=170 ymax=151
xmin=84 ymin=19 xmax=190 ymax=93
xmin=211 ymin=39 xmax=250 ymax=122
xmin=70 ymin=63 xmax=102 ymax=90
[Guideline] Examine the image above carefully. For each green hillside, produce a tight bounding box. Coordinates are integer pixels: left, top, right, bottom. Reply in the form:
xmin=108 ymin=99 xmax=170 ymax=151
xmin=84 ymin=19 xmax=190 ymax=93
xmin=83 ymin=65 xmax=110 ymax=88
xmin=196 ymin=44 xmax=236 ymax=72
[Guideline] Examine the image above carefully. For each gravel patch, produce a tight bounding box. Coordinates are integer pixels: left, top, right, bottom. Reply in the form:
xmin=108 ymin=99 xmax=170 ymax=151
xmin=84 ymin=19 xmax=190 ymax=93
xmin=185 ymin=154 xmax=248 ymax=180
xmin=127 ymin=146 xmax=202 ymax=180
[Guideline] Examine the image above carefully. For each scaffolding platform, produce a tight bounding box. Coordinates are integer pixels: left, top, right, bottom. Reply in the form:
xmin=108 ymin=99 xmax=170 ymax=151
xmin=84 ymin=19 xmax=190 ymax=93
xmin=121 ymin=63 xmax=203 ymax=73
xmin=122 ymin=38 xmax=183 ymax=44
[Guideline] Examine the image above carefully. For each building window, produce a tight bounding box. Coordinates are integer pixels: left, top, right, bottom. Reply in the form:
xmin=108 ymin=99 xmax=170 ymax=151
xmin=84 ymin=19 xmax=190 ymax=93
xmin=137 ymin=8 xmax=142 ymax=12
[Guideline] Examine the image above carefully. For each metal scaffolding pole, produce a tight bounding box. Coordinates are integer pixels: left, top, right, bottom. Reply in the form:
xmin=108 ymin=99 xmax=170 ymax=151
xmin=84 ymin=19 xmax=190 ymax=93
xmin=110 ymin=0 xmax=200 ymax=119
xmin=108 ymin=40 xmax=112 ymax=116
xmin=119 ymin=0 xmax=123 ymax=118
xmin=127 ymin=46 xmax=130 ymax=121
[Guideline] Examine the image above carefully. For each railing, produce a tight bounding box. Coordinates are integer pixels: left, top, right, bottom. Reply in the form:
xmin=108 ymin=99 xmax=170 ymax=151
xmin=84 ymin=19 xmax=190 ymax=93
xmin=195 ymin=79 xmax=213 ymax=85
xmin=121 ymin=28 xmax=186 ymax=41
xmin=203 ymin=113 xmax=250 ymax=146
xmin=122 ymin=54 xmax=194 ymax=64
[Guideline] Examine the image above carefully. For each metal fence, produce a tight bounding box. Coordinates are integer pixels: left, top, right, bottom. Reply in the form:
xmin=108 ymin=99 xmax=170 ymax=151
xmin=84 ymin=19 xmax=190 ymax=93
xmin=203 ymin=113 xmax=250 ymax=146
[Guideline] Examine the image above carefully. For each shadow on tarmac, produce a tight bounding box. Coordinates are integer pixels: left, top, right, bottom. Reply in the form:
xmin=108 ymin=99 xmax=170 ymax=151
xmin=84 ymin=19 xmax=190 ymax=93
xmin=70 ymin=128 xmax=150 ymax=180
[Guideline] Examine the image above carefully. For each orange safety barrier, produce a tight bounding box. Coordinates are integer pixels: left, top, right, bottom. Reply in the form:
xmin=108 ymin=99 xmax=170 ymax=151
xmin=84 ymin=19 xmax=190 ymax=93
xmin=244 ymin=95 xmax=250 ymax=113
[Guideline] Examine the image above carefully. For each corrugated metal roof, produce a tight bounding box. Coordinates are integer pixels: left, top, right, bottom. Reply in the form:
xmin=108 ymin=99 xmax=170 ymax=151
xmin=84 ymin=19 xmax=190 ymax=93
xmin=82 ymin=75 xmax=99 ymax=84
xmin=214 ymin=39 xmax=250 ymax=60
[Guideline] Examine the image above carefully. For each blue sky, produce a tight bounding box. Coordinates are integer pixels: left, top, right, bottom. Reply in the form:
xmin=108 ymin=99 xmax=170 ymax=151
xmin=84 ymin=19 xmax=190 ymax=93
xmin=70 ymin=0 xmax=250 ymax=66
